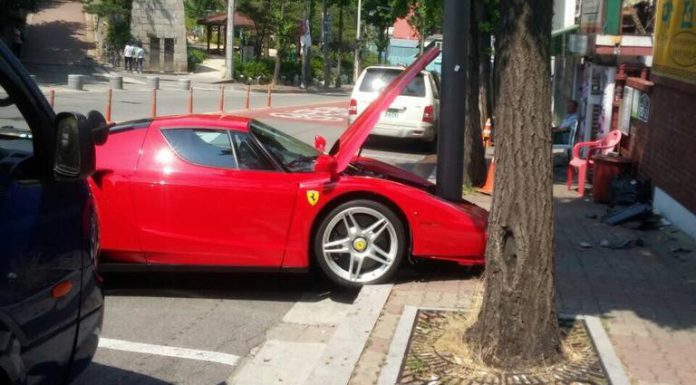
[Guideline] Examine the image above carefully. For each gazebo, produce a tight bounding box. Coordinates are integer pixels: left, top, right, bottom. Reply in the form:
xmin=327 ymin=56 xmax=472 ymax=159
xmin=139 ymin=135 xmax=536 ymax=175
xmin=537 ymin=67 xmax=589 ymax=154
xmin=197 ymin=11 xmax=255 ymax=54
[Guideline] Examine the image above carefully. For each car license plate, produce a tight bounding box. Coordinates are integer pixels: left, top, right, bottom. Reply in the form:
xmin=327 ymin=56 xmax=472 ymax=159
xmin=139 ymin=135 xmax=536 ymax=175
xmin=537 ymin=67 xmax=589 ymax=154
xmin=385 ymin=109 xmax=400 ymax=118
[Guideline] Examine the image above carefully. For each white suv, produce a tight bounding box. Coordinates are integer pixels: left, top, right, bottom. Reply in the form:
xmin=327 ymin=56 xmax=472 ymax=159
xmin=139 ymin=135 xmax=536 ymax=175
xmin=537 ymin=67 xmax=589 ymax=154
xmin=349 ymin=66 xmax=440 ymax=143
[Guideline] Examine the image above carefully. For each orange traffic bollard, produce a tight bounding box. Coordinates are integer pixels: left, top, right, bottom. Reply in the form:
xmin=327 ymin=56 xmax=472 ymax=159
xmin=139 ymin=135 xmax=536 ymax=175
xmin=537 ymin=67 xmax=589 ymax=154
xmin=477 ymin=157 xmax=495 ymax=195
xmin=188 ymin=87 xmax=194 ymax=114
xmin=105 ymin=88 xmax=112 ymax=123
xmin=245 ymin=84 xmax=251 ymax=110
xmin=49 ymin=89 xmax=55 ymax=108
xmin=218 ymin=86 xmax=225 ymax=113
xmin=151 ymin=88 xmax=157 ymax=118
xmin=266 ymin=86 xmax=272 ymax=108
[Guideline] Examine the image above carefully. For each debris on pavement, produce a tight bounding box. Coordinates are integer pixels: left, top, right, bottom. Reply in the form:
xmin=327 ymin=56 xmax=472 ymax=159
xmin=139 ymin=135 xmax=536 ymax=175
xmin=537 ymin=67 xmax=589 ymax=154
xmin=580 ymin=242 xmax=593 ymax=248
xmin=670 ymin=246 xmax=693 ymax=254
xmin=600 ymin=239 xmax=611 ymax=248
xmin=603 ymin=203 xmax=652 ymax=225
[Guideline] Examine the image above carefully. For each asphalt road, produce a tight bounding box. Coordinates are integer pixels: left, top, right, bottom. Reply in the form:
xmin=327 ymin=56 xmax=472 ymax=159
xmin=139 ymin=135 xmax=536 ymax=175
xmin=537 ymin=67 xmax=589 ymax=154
xmin=72 ymin=272 xmax=350 ymax=385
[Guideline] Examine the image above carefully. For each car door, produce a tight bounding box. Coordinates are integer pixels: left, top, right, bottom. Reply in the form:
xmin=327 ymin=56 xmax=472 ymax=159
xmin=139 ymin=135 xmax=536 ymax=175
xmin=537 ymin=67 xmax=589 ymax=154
xmin=129 ymin=122 xmax=301 ymax=267
xmin=0 ymin=58 xmax=82 ymax=385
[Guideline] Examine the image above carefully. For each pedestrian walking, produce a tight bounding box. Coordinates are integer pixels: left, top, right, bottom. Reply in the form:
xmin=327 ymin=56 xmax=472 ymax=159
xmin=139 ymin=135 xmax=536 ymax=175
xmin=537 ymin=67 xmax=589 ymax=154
xmin=134 ymin=44 xmax=145 ymax=74
xmin=123 ymin=42 xmax=134 ymax=71
xmin=12 ymin=27 xmax=23 ymax=58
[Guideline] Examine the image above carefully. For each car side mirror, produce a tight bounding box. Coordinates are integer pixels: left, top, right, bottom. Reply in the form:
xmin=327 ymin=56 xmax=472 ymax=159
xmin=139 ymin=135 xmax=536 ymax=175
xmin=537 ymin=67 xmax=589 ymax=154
xmin=314 ymin=135 xmax=327 ymax=152
xmin=314 ymin=154 xmax=338 ymax=180
xmin=53 ymin=111 xmax=111 ymax=180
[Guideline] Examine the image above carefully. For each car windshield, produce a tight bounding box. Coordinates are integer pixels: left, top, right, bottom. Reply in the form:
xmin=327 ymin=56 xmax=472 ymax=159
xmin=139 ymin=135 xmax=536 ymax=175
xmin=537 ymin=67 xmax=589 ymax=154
xmin=359 ymin=68 xmax=426 ymax=97
xmin=250 ymin=120 xmax=320 ymax=172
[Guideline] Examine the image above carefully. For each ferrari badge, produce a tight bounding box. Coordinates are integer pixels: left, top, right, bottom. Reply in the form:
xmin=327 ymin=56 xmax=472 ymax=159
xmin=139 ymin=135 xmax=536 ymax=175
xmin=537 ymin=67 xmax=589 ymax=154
xmin=307 ymin=190 xmax=320 ymax=206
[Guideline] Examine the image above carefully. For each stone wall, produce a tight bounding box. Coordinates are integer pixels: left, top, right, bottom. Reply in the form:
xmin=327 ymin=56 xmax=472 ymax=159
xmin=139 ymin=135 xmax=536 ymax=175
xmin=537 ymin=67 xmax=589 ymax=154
xmin=131 ymin=0 xmax=187 ymax=73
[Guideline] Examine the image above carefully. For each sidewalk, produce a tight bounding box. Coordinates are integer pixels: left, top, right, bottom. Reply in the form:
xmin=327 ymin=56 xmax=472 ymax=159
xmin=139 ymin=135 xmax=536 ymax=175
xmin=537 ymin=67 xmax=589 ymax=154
xmin=347 ymin=181 xmax=696 ymax=385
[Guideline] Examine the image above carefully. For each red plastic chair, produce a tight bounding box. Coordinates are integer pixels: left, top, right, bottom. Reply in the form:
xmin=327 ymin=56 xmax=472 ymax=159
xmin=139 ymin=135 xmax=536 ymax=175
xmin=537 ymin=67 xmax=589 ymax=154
xmin=567 ymin=130 xmax=623 ymax=196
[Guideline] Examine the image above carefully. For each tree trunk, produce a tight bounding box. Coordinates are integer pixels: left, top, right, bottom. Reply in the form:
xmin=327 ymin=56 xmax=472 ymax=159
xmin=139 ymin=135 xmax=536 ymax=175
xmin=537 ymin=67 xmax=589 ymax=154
xmin=335 ymin=3 xmax=343 ymax=88
xmin=478 ymin=5 xmax=494 ymax=130
xmin=272 ymin=0 xmax=286 ymax=86
xmin=465 ymin=0 xmax=560 ymax=370
xmin=462 ymin=0 xmax=486 ymax=188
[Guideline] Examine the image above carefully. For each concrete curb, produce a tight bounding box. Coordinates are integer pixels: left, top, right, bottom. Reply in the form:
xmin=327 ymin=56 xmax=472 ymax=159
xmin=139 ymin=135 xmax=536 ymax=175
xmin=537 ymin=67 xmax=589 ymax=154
xmin=582 ymin=315 xmax=631 ymax=385
xmin=378 ymin=305 xmax=418 ymax=385
xmin=379 ymin=308 xmax=630 ymax=385
xmin=304 ymin=284 xmax=394 ymax=385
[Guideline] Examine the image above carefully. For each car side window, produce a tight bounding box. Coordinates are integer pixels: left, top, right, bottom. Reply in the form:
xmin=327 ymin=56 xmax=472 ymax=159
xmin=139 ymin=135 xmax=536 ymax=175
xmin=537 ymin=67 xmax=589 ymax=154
xmin=230 ymin=132 xmax=275 ymax=171
xmin=161 ymin=128 xmax=238 ymax=169
xmin=429 ymin=75 xmax=440 ymax=99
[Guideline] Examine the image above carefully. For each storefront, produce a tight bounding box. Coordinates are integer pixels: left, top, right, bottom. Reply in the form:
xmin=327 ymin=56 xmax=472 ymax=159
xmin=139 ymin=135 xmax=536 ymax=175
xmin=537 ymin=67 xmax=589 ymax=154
xmin=621 ymin=0 xmax=696 ymax=238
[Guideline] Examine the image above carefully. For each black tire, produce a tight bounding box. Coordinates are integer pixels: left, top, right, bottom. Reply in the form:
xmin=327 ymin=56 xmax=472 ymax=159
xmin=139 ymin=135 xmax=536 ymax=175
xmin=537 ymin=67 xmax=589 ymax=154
xmin=313 ymin=199 xmax=406 ymax=288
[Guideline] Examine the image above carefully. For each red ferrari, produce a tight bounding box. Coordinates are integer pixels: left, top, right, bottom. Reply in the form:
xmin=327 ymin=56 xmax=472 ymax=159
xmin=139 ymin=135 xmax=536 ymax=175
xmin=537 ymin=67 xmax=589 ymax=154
xmin=89 ymin=47 xmax=487 ymax=287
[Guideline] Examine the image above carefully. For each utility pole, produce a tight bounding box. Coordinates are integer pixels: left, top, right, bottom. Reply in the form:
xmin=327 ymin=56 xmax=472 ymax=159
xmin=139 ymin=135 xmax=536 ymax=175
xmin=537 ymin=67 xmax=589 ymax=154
xmin=353 ymin=0 xmax=362 ymax=83
xmin=225 ymin=0 xmax=236 ymax=80
xmin=436 ymin=0 xmax=469 ymax=201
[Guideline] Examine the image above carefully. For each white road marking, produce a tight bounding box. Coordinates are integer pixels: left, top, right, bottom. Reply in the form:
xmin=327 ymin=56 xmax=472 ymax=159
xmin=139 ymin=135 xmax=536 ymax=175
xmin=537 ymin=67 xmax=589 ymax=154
xmin=98 ymin=338 xmax=240 ymax=366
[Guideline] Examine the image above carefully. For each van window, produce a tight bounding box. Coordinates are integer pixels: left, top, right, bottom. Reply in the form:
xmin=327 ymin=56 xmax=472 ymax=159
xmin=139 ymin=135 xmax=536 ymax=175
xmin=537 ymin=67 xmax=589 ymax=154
xmin=359 ymin=68 xmax=426 ymax=97
xmin=0 ymin=83 xmax=32 ymax=152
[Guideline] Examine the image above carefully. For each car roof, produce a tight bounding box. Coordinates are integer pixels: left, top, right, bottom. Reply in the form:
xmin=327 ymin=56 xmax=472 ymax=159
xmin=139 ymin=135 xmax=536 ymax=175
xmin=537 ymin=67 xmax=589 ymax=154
xmin=146 ymin=114 xmax=252 ymax=131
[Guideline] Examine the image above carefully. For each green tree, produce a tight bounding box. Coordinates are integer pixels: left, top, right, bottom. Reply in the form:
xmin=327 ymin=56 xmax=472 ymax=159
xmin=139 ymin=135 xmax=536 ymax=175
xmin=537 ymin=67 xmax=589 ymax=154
xmin=391 ymin=0 xmax=442 ymax=54
xmin=83 ymin=0 xmax=133 ymax=48
xmin=363 ymin=0 xmax=394 ymax=63
xmin=237 ymin=0 xmax=274 ymax=57
xmin=271 ymin=0 xmax=298 ymax=85
xmin=1 ymin=0 xmax=48 ymax=25
xmin=183 ymin=0 xmax=224 ymax=31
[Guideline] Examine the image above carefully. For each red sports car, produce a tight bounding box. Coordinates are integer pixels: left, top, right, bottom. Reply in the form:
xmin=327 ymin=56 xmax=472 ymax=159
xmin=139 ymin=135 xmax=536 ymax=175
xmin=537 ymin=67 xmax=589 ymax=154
xmin=89 ymin=48 xmax=487 ymax=287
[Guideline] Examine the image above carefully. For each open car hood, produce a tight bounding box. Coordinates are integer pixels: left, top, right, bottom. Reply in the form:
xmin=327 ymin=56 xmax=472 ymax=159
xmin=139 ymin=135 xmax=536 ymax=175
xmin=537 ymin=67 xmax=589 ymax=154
xmin=329 ymin=47 xmax=441 ymax=173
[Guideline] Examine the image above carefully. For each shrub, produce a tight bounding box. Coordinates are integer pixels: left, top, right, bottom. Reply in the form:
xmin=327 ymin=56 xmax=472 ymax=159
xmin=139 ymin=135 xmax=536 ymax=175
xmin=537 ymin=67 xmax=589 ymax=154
xmin=187 ymin=47 xmax=208 ymax=72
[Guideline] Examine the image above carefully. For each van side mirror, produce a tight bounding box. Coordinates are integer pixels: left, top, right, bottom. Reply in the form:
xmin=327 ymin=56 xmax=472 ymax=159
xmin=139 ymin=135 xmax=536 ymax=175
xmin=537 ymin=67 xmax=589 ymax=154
xmin=53 ymin=111 xmax=110 ymax=180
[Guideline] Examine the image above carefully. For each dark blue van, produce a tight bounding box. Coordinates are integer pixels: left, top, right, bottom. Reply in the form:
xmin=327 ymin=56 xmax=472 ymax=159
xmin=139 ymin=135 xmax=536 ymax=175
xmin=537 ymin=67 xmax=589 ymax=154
xmin=0 ymin=41 xmax=107 ymax=385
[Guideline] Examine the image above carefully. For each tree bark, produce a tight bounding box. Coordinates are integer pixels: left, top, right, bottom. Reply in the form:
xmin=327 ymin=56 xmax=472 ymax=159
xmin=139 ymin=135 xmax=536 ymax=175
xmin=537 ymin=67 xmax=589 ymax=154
xmin=462 ymin=0 xmax=486 ymax=188
xmin=465 ymin=0 xmax=560 ymax=370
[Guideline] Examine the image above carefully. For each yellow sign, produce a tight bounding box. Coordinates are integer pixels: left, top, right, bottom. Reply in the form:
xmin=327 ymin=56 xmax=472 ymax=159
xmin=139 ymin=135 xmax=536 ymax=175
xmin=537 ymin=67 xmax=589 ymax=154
xmin=654 ymin=0 xmax=696 ymax=84
xmin=306 ymin=190 xmax=320 ymax=206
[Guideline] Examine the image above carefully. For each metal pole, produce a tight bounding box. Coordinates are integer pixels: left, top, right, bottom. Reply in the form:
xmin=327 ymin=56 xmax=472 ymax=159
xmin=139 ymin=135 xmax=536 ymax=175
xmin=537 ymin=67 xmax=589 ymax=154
xmin=105 ymin=88 xmax=112 ymax=122
xmin=225 ymin=0 xmax=236 ymax=80
xmin=436 ymin=0 xmax=469 ymax=202
xmin=219 ymin=86 xmax=225 ymax=113
xmin=322 ymin=0 xmax=330 ymax=89
xmin=151 ymin=88 xmax=157 ymax=118
xmin=353 ymin=0 xmax=362 ymax=83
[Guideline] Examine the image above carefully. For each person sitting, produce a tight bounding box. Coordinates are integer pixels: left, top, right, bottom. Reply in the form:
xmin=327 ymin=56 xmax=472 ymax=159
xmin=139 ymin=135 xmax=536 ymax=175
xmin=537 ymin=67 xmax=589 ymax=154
xmin=552 ymin=100 xmax=578 ymax=144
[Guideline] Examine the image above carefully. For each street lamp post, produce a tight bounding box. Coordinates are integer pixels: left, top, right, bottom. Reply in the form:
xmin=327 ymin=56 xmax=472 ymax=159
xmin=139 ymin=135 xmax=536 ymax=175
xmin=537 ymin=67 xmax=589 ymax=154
xmin=225 ymin=0 xmax=236 ymax=80
xmin=353 ymin=0 xmax=362 ymax=83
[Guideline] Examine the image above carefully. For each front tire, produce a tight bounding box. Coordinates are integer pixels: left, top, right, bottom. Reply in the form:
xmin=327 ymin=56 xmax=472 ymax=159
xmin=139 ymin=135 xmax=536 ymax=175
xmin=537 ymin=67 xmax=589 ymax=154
xmin=314 ymin=200 xmax=406 ymax=288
